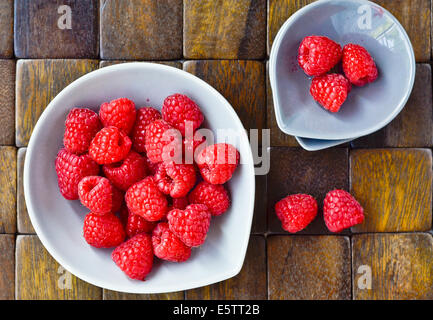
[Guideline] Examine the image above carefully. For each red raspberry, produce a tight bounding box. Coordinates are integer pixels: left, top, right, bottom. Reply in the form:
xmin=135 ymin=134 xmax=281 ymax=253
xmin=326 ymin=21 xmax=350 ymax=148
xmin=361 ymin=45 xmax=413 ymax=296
xmin=162 ymin=93 xmax=204 ymax=137
xmin=131 ymin=107 xmax=162 ymax=153
xmin=298 ymin=35 xmax=342 ymax=76
xmin=102 ymin=151 xmax=147 ymax=191
xmin=63 ymin=108 xmax=101 ymax=155
xmin=125 ymin=176 xmax=168 ymax=221
xmin=171 ymin=196 xmax=189 ymax=210
xmin=188 ymin=181 xmax=230 ymax=216
xmin=99 ymin=98 xmax=136 ymax=135
xmin=275 ymin=194 xmax=318 ymax=233
xmin=126 ymin=210 xmax=156 ymax=238
xmin=89 ymin=126 xmax=132 ymax=164
xmin=196 ymin=143 xmax=240 ymax=184
xmin=324 ymin=189 xmax=364 ymax=232
xmin=310 ymin=74 xmax=351 ymax=113
xmin=55 ymin=148 xmax=99 ymax=200
xmin=112 ymin=233 xmax=153 ymax=281
xmin=145 ymin=155 xmax=161 ymax=175
xmin=152 ymin=222 xmax=191 ymax=262
xmin=78 ymin=176 xmax=122 ymax=214
xmin=342 ymin=44 xmax=378 ymax=86
xmin=154 ymin=161 xmax=196 ymax=198
xmin=145 ymin=119 xmax=182 ymax=163
xmin=83 ymin=212 xmax=125 ymax=248
xmin=183 ymin=131 xmax=207 ymax=164
xmin=119 ymin=205 xmax=129 ymax=226
xmin=167 ymin=204 xmax=211 ymax=247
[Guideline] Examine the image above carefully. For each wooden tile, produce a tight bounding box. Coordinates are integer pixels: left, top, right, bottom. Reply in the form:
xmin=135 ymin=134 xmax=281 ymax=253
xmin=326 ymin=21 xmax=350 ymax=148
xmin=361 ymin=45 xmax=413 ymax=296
xmin=352 ymin=64 xmax=433 ymax=148
xmin=0 ymin=146 xmax=16 ymax=234
xmin=375 ymin=0 xmax=430 ymax=62
xmin=186 ymin=235 xmax=266 ymax=299
xmin=268 ymin=235 xmax=351 ymax=300
xmin=100 ymin=0 xmax=182 ymax=60
xmin=267 ymin=147 xmax=349 ymax=234
xmin=0 ymin=0 xmax=13 ymax=58
xmin=103 ymin=290 xmax=184 ymax=300
xmin=99 ymin=60 xmax=182 ymax=69
xmin=0 ymin=60 xmax=15 ymax=145
xmin=14 ymin=0 xmax=98 ymax=58
xmin=350 ymin=149 xmax=432 ymax=232
xmin=352 ymin=233 xmax=433 ymax=300
xmin=16 ymin=235 xmax=102 ymax=300
xmin=16 ymin=59 xmax=99 ymax=147
xmin=17 ymin=148 xmax=34 ymax=234
xmin=0 ymin=235 xmax=14 ymax=300
xmin=251 ymin=175 xmax=266 ymax=234
xmin=183 ymin=60 xmax=266 ymax=139
xmin=184 ymin=0 xmax=266 ymax=59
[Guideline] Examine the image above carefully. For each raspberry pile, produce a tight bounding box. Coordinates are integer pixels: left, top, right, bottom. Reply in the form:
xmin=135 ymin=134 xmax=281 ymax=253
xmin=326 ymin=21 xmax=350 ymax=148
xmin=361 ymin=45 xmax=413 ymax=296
xmin=298 ymin=36 xmax=378 ymax=112
xmin=55 ymin=95 xmax=240 ymax=281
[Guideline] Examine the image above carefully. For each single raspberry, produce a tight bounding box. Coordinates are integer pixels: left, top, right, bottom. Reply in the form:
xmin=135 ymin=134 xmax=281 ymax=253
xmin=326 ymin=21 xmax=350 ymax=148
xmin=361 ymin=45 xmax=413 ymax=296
xmin=83 ymin=212 xmax=125 ymax=248
xmin=63 ymin=108 xmax=101 ymax=155
xmin=102 ymin=151 xmax=147 ymax=191
xmin=188 ymin=181 xmax=230 ymax=216
xmin=89 ymin=126 xmax=132 ymax=164
xmin=162 ymin=93 xmax=204 ymax=137
xmin=126 ymin=210 xmax=156 ymax=238
xmin=125 ymin=176 xmax=168 ymax=221
xmin=152 ymin=222 xmax=191 ymax=262
xmin=310 ymin=74 xmax=351 ymax=113
xmin=167 ymin=204 xmax=211 ymax=247
xmin=342 ymin=44 xmax=378 ymax=86
xmin=78 ymin=176 xmax=122 ymax=214
xmin=196 ymin=143 xmax=240 ymax=184
xmin=55 ymin=148 xmax=99 ymax=200
xmin=131 ymin=107 xmax=162 ymax=153
xmin=99 ymin=98 xmax=137 ymax=135
xmin=112 ymin=233 xmax=153 ymax=281
xmin=154 ymin=161 xmax=196 ymax=198
xmin=324 ymin=189 xmax=365 ymax=232
xmin=145 ymin=119 xmax=182 ymax=163
xmin=275 ymin=194 xmax=318 ymax=233
xmin=298 ymin=35 xmax=342 ymax=76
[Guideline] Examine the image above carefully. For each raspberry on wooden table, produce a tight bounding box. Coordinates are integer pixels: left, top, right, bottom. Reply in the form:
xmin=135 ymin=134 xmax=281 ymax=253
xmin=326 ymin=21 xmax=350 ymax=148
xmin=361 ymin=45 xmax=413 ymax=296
xmin=342 ymin=43 xmax=378 ymax=86
xmin=188 ymin=181 xmax=230 ymax=216
xmin=275 ymin=194 xmax=318 ymax=233
xmin=99 ymin=98 xmax=137 ymax=135
xmin=83 ymin=212 xmax=125 ymax=248
xmin=310 ymin=73 xmax=351 ymax=113
xmin=145 ymin=119 xmax=182 ymax=163
xmin=152 ymin=222 xmax=191 ymax=262
xmin=89 ymin=126 xmax=132 ymax=164
xmin=131 ymin=107 xmax=162 ymax=153
xmin=154 ymin=161 xmax=196 ymax=198
xmin=78 ymin=176 xmax=122 ymax=214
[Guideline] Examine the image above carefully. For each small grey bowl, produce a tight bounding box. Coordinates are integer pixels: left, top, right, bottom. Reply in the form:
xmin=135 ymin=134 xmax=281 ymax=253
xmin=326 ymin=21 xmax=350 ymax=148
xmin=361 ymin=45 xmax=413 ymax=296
xmin=269 ymin=0 xmax=416 ymax=147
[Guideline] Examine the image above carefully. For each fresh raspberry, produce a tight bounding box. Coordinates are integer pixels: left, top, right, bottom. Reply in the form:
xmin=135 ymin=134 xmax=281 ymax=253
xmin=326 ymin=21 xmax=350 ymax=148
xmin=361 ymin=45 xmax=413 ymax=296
xmin=102 ymin=151 xmax=147 ymax=191
xmin=131 ymin=107 xmax=162 ymax=153
xmin=188 ymin=181 xmax=230 ymax=216
xmin=55 ymin=149 xmax=99 ymax=200
xmin=183 ymin=131 xmax=207 ymax=164
xmin=152 ymin=223 xmax=191 ymax=262
xmin=298 ymin=35 xmax=342 ymax=76
xmin=145 ymin=155 xmax=161 ymax=175
xmin=324 ymin=189 xmax=365 ymax=233
xmin=83 ymin=212 xmax=125 ymax=248
xmin=167 ymin=204 xmax=211 ymax=247
xmin=112 ymin=233 xmax=153 ymax=281
xmin=78 ymin=176 xmax=122 ymax=214
xmin=171 ymin=196 xmax=189 ymax=210
xmin=145 ymin=119 xmax=182 ymax=163
xmin=63 ymin=108 xmax=101 ymax=155
xmin=275 ymin=194 xmax=318 ymax=233
xmin=310 ymin=74 xmax=351 ymax=113
xmin=125 ymin=176 xmax=168 ymax=221
xmin=154 ymin=161 xmax=196 ymax=198
xmin=99 ymin=98 xmax=136 ymax=135
xmin=162 ymin=93 xmax=204 ymax=137
xmin=196 ymin=143 xmax=240 ymax=184
xmin=126 ymin=210 xmax=156 ymax=238
xmin=89 ymin=126 xmax=132 ymax=164
xmin=342 ymin=44 xmax=378 ymax=86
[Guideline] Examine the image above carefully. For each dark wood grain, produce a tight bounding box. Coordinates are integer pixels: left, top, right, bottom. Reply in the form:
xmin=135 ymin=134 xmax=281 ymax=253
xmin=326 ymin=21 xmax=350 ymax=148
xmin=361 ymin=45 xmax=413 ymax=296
xmin=100 ymin=0 xmax=182 ymax=60
xmin=0 ymin=0 xmax=13 ymax=58
xmin=267 ymin=147 xmax=349 ymax=234
xmin=0 ymin=146 xmax=16 ymax=234
xmin=16 ymin=235 xmax=102 ymax=300
xmin=16 ymin=59 xmax=99 ymax=147
xmin=352 ymin=233 xmax=433 ymax=299
xmin=14 ymin=0 xmax=98 ymax=58
xmin=184 ymin=0 xmax=266 ymax=59
xmin=0 ymin=234 xmax=14 ymax=300
xmin=103 ymin=290 xmax=184 ymax=300
xmin=268 ymin=235 xmax=351 ymax=300
xmin=352 ymin=64 xmax=432 ymax=148
xmin=186 ymin=236 xmax=266 ymax=299
xmin=17 ymin=148 xmax=34 ymax=234
xmin=0 ymin=59 xmax=15 ymax=145
xmin=99 ymin=60 xmax=182 ymax=69
xmin=251 ymin=175 xmax=266 ymax=234
xmin=350 ymin=149 xmax=432 ymax=232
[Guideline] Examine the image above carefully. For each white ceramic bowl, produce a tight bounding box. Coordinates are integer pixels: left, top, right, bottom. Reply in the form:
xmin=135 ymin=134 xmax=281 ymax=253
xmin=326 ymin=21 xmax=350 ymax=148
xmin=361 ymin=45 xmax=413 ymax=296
xmin=24 ymin=62 xmax=255 ymax=294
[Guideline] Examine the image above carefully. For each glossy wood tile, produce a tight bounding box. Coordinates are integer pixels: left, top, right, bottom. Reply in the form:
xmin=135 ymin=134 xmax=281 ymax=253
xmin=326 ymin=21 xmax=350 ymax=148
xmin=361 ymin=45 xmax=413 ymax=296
xmin=0 ymin=146 xmax=16 ymax=234
xmin=0 ymin=59 xmax=15 ymax=145
xmin=0 ymin=0 xmax=13 ymax=58
xmin=17 ymin=148 xmax=34 ymax=234
xmin=0 ymin=234 xmax=14 ymax=300
xmin=99 ymin=60 xmax=182 ymax=69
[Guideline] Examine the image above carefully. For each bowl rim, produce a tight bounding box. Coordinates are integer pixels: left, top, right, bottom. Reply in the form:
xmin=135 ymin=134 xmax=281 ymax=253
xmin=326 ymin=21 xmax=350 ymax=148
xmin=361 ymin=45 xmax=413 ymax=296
xmin=269 ymin=0 xmax=416 ymax=141
xmin=23 ymin=62 xmax=256 ymax=293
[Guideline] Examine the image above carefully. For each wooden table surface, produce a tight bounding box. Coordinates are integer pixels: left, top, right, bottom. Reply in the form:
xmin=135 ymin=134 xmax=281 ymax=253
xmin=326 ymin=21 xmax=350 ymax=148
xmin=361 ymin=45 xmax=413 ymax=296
xmin=1 ymin=0 xmax=433 ymax=300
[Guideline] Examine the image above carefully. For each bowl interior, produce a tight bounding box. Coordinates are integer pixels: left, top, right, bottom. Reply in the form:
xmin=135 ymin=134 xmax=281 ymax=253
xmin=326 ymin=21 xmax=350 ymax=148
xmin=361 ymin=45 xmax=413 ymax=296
xmin=270 ymin=0 xmax=415 ymax=140
xmin=24 ymin=63 xmax=255 ymax=293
